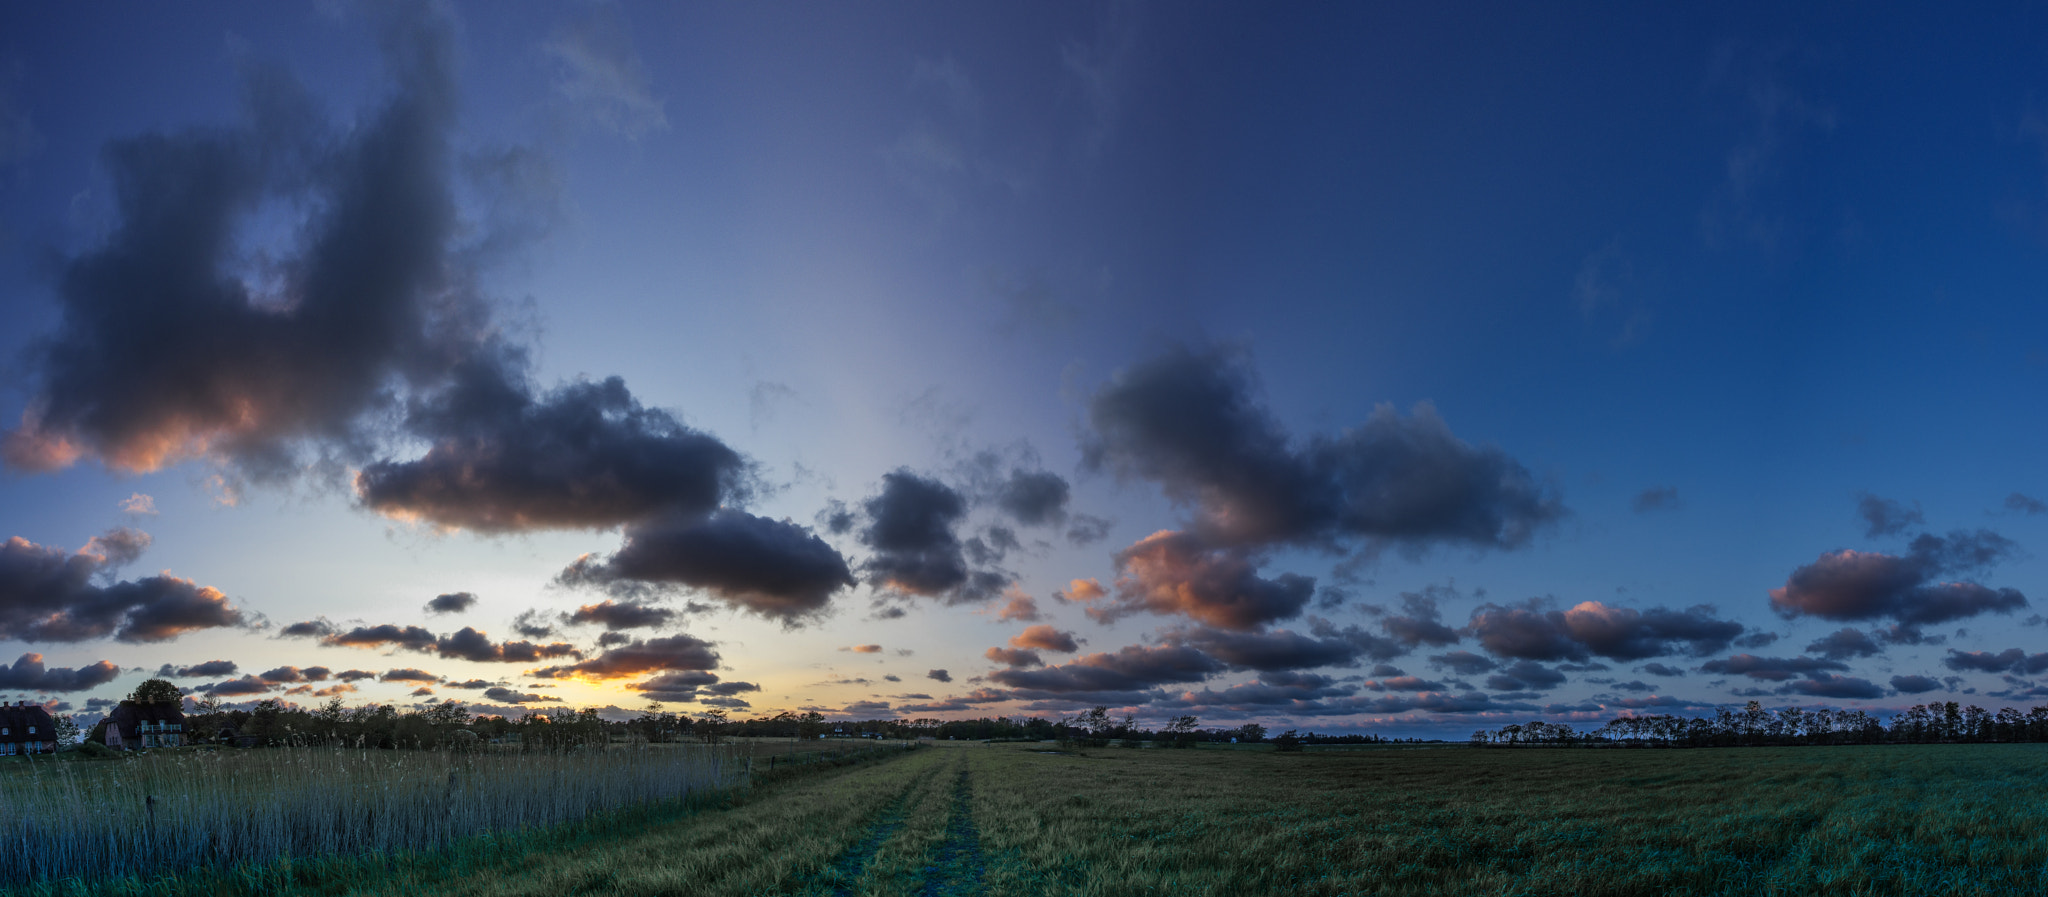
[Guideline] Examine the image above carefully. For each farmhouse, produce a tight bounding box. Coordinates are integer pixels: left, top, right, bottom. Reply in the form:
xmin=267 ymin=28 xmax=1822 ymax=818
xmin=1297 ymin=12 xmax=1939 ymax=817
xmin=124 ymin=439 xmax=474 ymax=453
xmin=0 ymin=702 xmax=56 ymax=755
xmin=105 ymin=701 xmax=184 ymax=750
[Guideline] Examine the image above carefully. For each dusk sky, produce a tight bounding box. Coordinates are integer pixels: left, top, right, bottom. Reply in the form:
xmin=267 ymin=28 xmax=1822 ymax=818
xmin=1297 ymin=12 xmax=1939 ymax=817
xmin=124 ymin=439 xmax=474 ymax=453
xmin=6 ymin=3 xmax=2048 ymax=737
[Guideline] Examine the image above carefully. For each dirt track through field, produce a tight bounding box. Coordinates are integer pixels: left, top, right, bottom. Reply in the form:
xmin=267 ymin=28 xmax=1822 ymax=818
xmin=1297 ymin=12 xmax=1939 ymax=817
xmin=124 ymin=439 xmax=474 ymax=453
xmin=826 ymin=777 xmax=918 ymax=897
xmin=918 ymin=767 xmax=986 ymax=897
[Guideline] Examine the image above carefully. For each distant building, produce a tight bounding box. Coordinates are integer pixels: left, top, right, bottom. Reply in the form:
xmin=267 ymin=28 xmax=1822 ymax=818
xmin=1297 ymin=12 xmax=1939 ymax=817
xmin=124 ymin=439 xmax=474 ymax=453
xmin=105 ymin=702 xmax=184 ymax=750
xmin=0 ymin=702 xmax=56 ymax=755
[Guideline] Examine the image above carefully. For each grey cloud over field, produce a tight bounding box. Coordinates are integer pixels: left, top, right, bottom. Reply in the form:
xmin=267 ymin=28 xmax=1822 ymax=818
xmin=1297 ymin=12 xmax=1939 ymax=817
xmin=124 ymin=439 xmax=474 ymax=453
xmin=0 ymin=654 xmax=121 ymax=692
xmin=284 ymin=621 xmax=580 ymax=664
xmin=557 ymin=509 xmax=854 ymax=625
xmin=1466 ymin=599 xmax=1745 ymax=663
xmin=0 ymin=529 xmax=246 ymax=643
xmin=1769 ymin=530 xmax=2027 ymax=626
xmin=1082 ymin=345 xmax=1562 ymax=554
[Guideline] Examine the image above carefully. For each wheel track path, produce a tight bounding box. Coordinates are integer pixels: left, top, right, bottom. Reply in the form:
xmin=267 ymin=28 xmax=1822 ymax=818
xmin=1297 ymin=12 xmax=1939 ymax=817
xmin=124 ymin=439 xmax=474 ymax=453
xmin=917 ymin=765 xmax=987 ymax=897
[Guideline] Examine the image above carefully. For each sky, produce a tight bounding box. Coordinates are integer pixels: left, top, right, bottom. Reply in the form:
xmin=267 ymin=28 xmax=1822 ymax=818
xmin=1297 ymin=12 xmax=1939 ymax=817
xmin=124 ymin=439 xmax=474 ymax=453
xmin=5 ymin=2 xmax=2048 ymax=738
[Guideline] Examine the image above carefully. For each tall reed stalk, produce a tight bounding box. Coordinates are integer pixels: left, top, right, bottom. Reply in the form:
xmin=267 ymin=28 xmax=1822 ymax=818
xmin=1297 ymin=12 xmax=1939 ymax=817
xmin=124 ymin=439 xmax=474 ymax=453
xmin=0 ymin=743 xmax=740 ymax=883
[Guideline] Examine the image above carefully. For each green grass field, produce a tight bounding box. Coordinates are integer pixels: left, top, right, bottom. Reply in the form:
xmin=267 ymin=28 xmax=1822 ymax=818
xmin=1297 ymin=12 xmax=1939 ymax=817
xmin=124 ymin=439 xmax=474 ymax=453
xmin=31 ymin=741 xmax=2048 ymax=896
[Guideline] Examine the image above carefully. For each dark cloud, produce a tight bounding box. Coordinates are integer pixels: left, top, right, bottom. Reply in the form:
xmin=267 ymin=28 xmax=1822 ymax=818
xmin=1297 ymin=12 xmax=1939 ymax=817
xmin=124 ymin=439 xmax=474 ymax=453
xmin=444 ymin=678 xmax=495 ymax=690
xmin=317 ymin=624 xmax=438 ymax=652
xmin=336 ymin=670 xmax=378 ymax=682
xmin=257 ymin=666 xmax=324 ymax=683
xmin=1805 ymin=628 xmax=1882 ymax=660
xmin=1428 ymin=651 xmax=1497 ymax=676
xmin=1082 ymin=345 xmax=1562 ymax=553
xmin=1365 ymin=675 xmax=1448 ymax=692
xmin=1857 ymin=494 xmax=1924 ymax=538
xmin=1166 ymin=671 xmax=1354 ymax=709
xmin=993 ymin=469 xmax=1070 ymax=527
xmin=819 ymin=500 xmax=858 ymax=536
xmin=293 ymin=620 xmax=578 ymax=664
xmin=1379 ymin=585 xmax=1462 ymax=647
xmin=1638 ymin=662 xmax=1685 ymax=677
xmin=1097 ymin=530 xmax=1313 ymax=631
xmin=483 ymin=687 xmax=559 ymax=704
xmin=528 ymin=634 xmax=719 ymax=681
xmin=562 ymin=600 xmax=675 ymax=631
xmin=985 ymin=647 xmax=1043 ymax=668
xmin=1010 ymin=625 xmax=1080 ymax=653
xmin=1466 ymin=601 xmax=1584 ymax=662
xmin=381 ymin=668 xmax=440 ymax=683
xmin=1065 ymin=514 xmax=1113 ymax=548
xmin=989 ymin=644 xmax=1220 ymax=695
xmin=628 ymin=670 xmax=721 ymax=703
xmin=857 ymin=471 xmax=1004 ymax=603
xmin=927 ymin=669 xmax=952 ymax=683
xmin=203 ymin=675 xmax=274 ymax=697
xmin=1632 ymin=487 xmax=1680 ymax=513
xmin=0 ymin=529 xmax=248 ymax=643
xmin=1769 ymin=530 xmax=2028 ymax=626
xmin=1555 ymin=602 xmax=1745 ymax=661
xmin=1782 ymin=674 xmax=1884 ymax=700
xmin=511 ymin=610 xmax=556 ymax=640
xmin=837 ymin=700 xmax=889 ymax=716
xmin=158 ymin=660 xmax=237 ymax=678
xmin=966 ymin=528 xmax=1020 ymax=566
xmin=279 ymin=619 xmax=335 ymax=639
xmin=431 ymin=627 xmax=582 ymax=664
xmin=0 ymin=10 xmax=482 ymax=480
xmin=1484 ymin=660 xmax=1567 ymax=692
xmin=1890 ymin=674 xmax=1944 ymax=694
xmin=0 ymin=654 xmax=121 ymax=692
xmin=1733 ymin=631 xmax=1781 ymax=649
xmin=1609 ymin=681 xmax=1656 ymax=693
xmin=557 ymin=508 xmax=853 ymax=624
xmin=1166 ymin=624 xmax=1393 ymax=672
xmin=1942 ymin=648 xmax=2048 ymax=675
xmin=1699 ymin=654 xmax=1849 ymax=681
xmin=357 ymin=368 xmax=749 ymax=533
xmin=2006 ymin=493 xmax=2048 ymax=515
xmin=424 ymin=592 xmax=477 ymax=615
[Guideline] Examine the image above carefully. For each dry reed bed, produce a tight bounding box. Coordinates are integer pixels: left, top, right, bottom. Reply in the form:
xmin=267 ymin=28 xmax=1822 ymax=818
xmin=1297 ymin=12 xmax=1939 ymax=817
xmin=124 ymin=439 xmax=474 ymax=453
xmin=0 ymin=744 xmax=741 ymax=883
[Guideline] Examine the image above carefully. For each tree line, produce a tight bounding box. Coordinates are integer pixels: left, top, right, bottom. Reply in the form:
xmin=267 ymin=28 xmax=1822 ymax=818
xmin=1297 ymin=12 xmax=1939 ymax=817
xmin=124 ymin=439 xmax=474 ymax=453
xmin=1473 ymin=700 xmax=2048 ymax=747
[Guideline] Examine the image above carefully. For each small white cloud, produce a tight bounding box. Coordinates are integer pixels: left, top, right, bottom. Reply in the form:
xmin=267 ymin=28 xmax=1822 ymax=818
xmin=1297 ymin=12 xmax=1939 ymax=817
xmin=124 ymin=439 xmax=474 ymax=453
xmin=117 ymin=493 xmax=157 ymax=516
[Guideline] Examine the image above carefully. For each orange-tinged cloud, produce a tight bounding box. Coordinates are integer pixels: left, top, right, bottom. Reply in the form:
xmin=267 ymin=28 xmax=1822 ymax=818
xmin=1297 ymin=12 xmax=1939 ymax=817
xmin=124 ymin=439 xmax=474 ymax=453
xmin=1010 ymin=625 xmax=1080 ymax=653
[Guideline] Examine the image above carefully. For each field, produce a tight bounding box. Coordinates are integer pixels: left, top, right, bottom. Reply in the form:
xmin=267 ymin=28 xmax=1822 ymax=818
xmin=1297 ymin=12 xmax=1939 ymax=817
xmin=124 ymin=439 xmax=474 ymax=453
xmin=22 ymin=741 xmax=2048 ymax=896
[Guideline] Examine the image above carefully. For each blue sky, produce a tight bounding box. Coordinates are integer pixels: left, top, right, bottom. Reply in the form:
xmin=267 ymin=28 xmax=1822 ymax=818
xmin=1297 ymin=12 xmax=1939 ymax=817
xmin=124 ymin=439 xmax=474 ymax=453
xmin=4 ymin=2 xmax=2048 ymax=737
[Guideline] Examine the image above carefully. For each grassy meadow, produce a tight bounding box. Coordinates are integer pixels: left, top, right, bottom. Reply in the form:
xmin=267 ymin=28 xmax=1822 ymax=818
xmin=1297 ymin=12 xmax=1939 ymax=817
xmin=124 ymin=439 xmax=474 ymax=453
xmin=21 ymin=741 xmax=2048 ymax=896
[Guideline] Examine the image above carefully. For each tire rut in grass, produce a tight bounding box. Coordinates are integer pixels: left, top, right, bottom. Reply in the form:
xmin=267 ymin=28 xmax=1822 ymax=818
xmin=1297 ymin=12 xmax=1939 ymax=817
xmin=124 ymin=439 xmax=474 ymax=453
xmin=917 ymin=767 xmax=987 ymax=897
xmin=823 ymin=771 xmax=923 ymax=897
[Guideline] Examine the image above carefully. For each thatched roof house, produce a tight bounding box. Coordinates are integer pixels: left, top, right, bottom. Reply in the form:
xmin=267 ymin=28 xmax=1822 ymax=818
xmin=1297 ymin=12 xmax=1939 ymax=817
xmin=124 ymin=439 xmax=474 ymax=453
xmin=105 ymin=702 xmax=183 ymax=750
xmin=0 ymin=702 xmax=56 ymax=755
